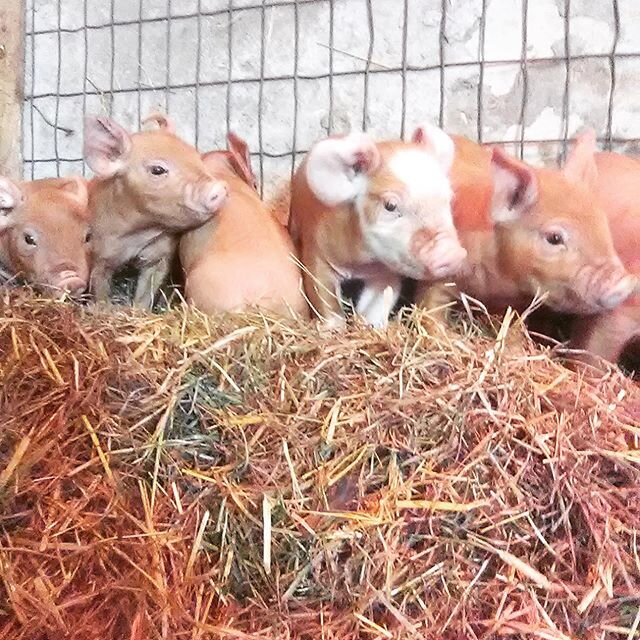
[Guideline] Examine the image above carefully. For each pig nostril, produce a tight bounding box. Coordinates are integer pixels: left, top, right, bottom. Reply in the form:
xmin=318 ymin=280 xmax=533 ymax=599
xmin=207 ymin=184 xmax=228 ymax=212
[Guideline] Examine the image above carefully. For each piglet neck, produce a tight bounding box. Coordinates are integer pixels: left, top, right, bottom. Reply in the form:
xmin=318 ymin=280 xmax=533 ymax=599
xmin=456 ymin=228 xmax=522 ymax=303
xmin=93 ymin=175 xmax=160 ymax=231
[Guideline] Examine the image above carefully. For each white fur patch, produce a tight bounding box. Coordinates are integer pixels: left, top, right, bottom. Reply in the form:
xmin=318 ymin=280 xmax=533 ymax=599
xmin=387 ymin=149 xmax=452 ymax=201
xmin=356 ymin=272 xmax=402 ymax=328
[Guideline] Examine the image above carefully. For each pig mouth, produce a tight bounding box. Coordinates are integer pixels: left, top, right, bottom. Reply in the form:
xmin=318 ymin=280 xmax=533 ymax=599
xmin=544 ymin=273 xmax=638 ymax=314
xmin=175 ymin=204 xmax=219 ymax=229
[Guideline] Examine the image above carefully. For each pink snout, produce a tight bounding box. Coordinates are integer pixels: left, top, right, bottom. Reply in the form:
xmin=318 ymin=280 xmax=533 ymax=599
xmin=55 ymin=270 xmax=88 ymax=296
xmin=184 ymin=179 xmax=229 ymax=221
xmin=413 ymin=232 xmax=468 ymax=279
xmin=597 ymin=273 xmax=637 ymax=310
xmin=202 ymin=181 xmax=229 ymax=215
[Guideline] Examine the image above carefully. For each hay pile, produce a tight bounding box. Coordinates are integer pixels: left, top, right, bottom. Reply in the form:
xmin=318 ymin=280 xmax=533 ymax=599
xmin=0 ymin=289 xmax=638 ymax=640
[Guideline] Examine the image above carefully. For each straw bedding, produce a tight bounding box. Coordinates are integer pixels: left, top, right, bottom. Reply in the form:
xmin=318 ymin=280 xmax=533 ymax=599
xmin=0 ymin=288 xmax=638 ymax=640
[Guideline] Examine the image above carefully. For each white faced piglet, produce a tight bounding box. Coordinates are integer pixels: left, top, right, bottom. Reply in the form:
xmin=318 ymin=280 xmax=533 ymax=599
xmin=0 ymin=176 xmax=91 ymax=296
xmin=84 ymin=114 xmax=228 ymax=308
xmin=288 ymin=124 xmax=467 ymax=328
xmin=179 ymin=133 xmax=309 ymax=318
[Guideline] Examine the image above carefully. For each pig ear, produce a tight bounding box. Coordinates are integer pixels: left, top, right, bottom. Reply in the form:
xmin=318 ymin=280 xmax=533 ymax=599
xmin=227 ymin=132 xmax=258 ymax=191
xmin=411 ymin=123 xmax=455 ymax=172
xmin=0 ymin=178 xmax=22 ymax=232
xmin=84 ymin=115 xmax=132 ymax=178
xmin=305 ymin=132 xmax=381 ymax=207
xmin=58 ymin=176 xmax=89 ymax=211
xmin=0 ymin=177 xmax=24 ymax=230
xmin=142 ymin=112 xmax=176 ymax=134
xmin=563 ymin=129 xmax=598 ymax=191
xmin=490 ymin=147 xmax=539 ymax=224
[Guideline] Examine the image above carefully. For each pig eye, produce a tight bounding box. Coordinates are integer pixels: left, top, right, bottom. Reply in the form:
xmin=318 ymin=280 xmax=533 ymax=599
xmin=85 ymin=231 xmax=92 ymax=243
xmin=24 ymin=233 xmax=37 ymax=246
xmin=149 ymin=164 xmax=168 ymax=176
xmin=383 ymin=199 xmax=398 ymax=213
xmin=545 ymin=230 xmax=566 ymax=246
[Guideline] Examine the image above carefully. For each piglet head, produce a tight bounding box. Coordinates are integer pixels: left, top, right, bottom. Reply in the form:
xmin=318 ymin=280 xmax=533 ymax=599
xmin=358 ymin=124 xmax=466 ymax=280
xmin=0 ymin=176 xmax=92 ymax=297
xmin=303 ymin=125 xmax=466 ymax=280
xmin=489 ymin=131 xmax=635 ymax=313
xmin=83 ymin=113 xmax=228 ymax=230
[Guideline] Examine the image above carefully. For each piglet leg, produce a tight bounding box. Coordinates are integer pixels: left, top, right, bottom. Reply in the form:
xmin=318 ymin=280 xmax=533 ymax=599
xmin=303 ymin=252 xmax=347 ymax=330
xmin=415 ymin=281 xmax=456 ymax=328
xmin=133 ymin=256 xmax=171 ymax=310
xmin=356 ymin=272 xmax=402 ymax=329
xmin=133 ymin=234 xmax=177 ymax=310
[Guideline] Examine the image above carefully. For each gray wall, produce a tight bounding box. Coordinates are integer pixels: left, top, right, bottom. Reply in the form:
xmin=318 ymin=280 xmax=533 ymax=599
xmin=24 ymin=0 xmax=640 ymax=197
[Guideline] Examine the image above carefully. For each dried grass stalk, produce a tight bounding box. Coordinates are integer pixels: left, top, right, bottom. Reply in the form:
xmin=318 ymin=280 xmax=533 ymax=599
xmin=0 ymin=289 xmax=638 ymax=640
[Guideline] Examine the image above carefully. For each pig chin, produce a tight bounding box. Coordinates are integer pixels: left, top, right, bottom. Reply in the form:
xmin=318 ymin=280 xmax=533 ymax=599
xmin=545 ymin=270 xmax=637 ymax=314
xmin=376 ymin=255 xmax=427 ymax=280
xmin=545 ymin=292 xmax=600 ymax=315
xmin=174 ymin=204 xmax=216 ymax=230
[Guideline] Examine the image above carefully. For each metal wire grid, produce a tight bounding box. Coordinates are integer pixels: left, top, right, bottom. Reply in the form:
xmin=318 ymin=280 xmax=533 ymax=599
xmin=22 ymin=0 xmax=640 ymax=194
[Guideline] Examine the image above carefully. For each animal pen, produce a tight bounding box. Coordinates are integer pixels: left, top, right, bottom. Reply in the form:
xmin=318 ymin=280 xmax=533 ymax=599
xmin=1 ymin=1 xmax=640 ymax=639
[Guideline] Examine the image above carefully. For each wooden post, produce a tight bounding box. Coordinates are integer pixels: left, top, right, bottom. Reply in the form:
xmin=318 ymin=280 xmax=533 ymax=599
xmin=0 ymin=0 xmax=25 ymax=179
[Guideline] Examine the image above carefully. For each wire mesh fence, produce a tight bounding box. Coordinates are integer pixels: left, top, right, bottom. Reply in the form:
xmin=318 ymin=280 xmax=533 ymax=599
xmin=23 ymin=0 xmax=640 ymax=197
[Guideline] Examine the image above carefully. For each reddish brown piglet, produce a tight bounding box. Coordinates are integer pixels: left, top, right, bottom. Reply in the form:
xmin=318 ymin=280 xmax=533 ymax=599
xmin=0 ymin=176 xmax=92 ymax=296
xmin=416 ymin=131 xmax=636 ymax=321
xmin=84 ymin=113 xmax=229 ymax=309
xmin=179 ymin=133 xmax=309 ymax=319
xmin=569 ymin=149 xmax=640 ymax=367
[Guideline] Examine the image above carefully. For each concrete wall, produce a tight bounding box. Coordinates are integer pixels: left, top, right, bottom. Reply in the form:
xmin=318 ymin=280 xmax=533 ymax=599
xmin=23 ymin=0 xmax=640 ymax=197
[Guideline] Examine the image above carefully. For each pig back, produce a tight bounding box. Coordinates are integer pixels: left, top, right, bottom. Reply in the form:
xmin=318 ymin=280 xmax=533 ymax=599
xmin=594 ymin=152 xmax=640 ymax=274
xmin=449 ymin=136 xmax=494 ymax=233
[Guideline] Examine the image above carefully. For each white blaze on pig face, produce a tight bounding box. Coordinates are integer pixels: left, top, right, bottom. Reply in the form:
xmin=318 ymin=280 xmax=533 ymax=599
xmin=302 ymin=125 xmax=466 ymax=281
xmin=357 ymin=147 xmax=464 ymax=280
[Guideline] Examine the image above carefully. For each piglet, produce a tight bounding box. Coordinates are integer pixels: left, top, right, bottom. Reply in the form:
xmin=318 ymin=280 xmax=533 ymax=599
xmin=84 ymin=113 xmax=228 ymax=308
xmin=416 ymin=131 xmax=636 ymax=321
xmin=569 ymin=148 xmax=640 ymax=367
xmin=288 ymin=124 xmax=467 ymax=328
xmin=0 ymin=175 xmax=91 ymax=296
xmin=179 ymin=133 xmax=309 ymax=318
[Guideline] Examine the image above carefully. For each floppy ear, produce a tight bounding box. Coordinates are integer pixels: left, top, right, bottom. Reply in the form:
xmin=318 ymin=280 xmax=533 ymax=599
xmin=142 ymin=112 xmax=176 ymax=134
xmin=58 ymin=176 xmax=89 ymax=211
xmin=305 ymin=132 xmax=381 ymax=207
xmin=411 ymin=122 xmax=455 ymax=172
xmin=563 ymin=128 xmax=598 ymax=191
xmin=489 ymin=147 xmax=539 ymax=224
xmin=83 ymin=115 xmax=132 ymax=178
xmin=0 ymin=176 xmax=24 ymax=231
xmin=227 ymin=132 xmax=258 ymax=191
